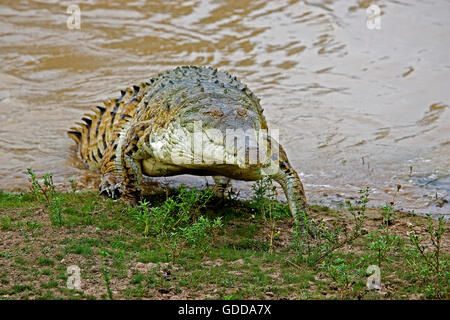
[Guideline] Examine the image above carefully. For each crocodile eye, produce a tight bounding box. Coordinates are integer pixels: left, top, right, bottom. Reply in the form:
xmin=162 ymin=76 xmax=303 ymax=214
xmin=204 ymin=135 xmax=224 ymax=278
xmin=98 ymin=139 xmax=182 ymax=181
xmin=236 ymin=108 xmax=247 ymax=117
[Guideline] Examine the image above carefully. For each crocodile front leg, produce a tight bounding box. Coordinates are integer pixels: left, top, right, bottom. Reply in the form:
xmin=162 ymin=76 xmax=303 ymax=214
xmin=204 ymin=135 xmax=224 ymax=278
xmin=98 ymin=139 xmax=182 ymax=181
xmin=119 ymin=123 xmax=150 ymax=205
xmin=265 ymin=138 xmax=308 ymax=222
xmin=99 ymin=141 xmax=123 ymax=199
xmin=212 ymin=176 xmax=231 ymax=198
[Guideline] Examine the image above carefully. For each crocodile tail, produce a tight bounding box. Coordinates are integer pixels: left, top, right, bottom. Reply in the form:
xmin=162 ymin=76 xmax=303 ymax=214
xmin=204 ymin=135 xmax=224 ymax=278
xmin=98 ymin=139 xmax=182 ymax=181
xmin=67 ymin=107 xmax=106 ymax=170
xmin=67 ymin=82 xmax=150 ymax=171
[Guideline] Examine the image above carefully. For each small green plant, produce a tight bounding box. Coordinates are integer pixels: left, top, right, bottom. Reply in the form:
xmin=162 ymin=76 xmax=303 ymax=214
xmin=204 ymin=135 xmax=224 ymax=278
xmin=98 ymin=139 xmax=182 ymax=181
xmin=130 ymin=186 xmax=223 ymax=263
xmin=0 ymin=215 xmax=12 ymax=231
xmin=290 ymin=188 xmax=370 ymax=298
xmin=176 ymin=186 xmax=214 ymax=221
xmin=27 ymin=168 xmax=45 ymax=202
xmin=100 ymin=250 xmax=113 ymax=300
xmin=181 ymin=215 xmax=223 ymax=252
xmin=38 ymin=256 xmax=54 ymax=267
xmin=49 ymin=196 xmax=65 ymax=227
xmin=366 ymin=186 xmax=401 ymax=268
xmin=27 ymin=168 xmax=65 ymax=227
xmin=251 ymin=176 xmax=272 ymax=221
xmin=27 ymin=168 xmax=55 ymax=204
xmin=322 ymin=257 xmax=362 ymax=297
xmin=380 ymin=185 xmax=400 ymax=231
xmin=42 ymin=173 xmax=55 ymax=195
xmin=131 ymin=273 xmax=145 ymax=285
xmin=0 ymin=251 xmax=12 ymax=259
xmin=135 ymin=200 xmax=152 ymax=237
xmin=69 ymin=179 xmax=77 ymax=192
xmin=367 ymin=233 xmax=389 ymax=267
xmin=251 ymin=176 xmax=286 ymax=253
xmin=407 ymin=215 xmax=448 ymax=299
xmin=26 ymin=220 xmax=42 ymax=230
xmin=293 ymin=187 xmax=370 ymax=266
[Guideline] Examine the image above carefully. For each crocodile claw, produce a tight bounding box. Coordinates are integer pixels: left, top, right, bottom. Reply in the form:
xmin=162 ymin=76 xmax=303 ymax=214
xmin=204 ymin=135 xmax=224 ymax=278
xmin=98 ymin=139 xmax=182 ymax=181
xmin=99 ymin=174 xmax=123 ymax=199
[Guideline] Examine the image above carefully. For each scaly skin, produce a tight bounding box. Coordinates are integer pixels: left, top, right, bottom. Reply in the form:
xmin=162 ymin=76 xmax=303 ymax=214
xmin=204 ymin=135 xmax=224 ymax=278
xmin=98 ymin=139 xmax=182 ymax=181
xmin=68 ymin=66 xmax=308 ymax=220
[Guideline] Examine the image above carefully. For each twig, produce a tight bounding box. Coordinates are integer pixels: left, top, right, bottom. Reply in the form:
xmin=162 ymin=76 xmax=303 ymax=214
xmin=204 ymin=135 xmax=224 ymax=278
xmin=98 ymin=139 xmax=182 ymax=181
xmin=285 ymin=258 xmax=302 ymax=270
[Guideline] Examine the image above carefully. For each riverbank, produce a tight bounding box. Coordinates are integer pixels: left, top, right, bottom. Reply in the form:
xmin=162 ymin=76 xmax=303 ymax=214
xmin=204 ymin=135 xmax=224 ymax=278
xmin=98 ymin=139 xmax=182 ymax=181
xmin=0 ymin=182 xmax=448 ymax=300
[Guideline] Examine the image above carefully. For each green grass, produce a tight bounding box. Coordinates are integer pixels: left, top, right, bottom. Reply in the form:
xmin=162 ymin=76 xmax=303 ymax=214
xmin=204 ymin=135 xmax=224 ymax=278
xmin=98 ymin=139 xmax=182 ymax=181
xmin=38 ymin=257 xmax=55 ymax=267
xmin=0 ymin=182 xmax=448 ymax=300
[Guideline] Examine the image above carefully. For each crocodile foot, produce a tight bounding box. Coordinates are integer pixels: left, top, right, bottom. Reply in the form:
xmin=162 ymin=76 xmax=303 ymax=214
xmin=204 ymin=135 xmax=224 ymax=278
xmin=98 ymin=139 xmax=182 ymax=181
xmin=99 ymin=174 xmax=123 ymax=199
xmin=212 ymin=176 xmax=231 ymax=198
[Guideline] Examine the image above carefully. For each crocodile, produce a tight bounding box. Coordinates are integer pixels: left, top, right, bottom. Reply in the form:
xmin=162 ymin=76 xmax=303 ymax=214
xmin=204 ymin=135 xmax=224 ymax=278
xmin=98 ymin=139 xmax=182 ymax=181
xmin=68 ymin=66 xmax=307 ymax=220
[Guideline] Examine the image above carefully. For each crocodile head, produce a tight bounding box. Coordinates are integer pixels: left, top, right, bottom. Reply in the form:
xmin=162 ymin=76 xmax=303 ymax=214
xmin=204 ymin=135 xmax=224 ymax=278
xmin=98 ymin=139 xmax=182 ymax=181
xmin=144 ymin=93 xmax=278 ymax=180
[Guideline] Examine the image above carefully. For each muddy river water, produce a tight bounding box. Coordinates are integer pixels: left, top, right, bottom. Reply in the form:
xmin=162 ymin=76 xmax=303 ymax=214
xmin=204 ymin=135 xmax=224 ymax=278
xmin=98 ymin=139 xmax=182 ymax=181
xmin=0 ymin=0 xmax=449 ymax=217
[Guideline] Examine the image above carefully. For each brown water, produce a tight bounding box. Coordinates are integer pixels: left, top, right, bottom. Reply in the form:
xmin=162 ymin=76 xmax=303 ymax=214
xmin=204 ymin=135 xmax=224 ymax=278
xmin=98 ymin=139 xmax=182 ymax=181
xmin=1 ymin=0 xmax=449 ymax=217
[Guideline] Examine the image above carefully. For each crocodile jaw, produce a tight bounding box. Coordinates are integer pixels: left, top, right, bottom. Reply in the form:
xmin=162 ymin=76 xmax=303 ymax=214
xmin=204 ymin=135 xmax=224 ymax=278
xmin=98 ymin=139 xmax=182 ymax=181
xmin=143 ymin=120 xmax=275 ymax=177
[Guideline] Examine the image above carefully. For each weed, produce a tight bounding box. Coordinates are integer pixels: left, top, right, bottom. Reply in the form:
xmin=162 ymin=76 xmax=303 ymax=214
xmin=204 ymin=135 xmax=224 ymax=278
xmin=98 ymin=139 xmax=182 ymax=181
xmin=293 ymin=187 xmax=370 ymax=266
xmin=181 ymin=215 xmax=223 ymax=252
xmin=366 ymin=187 xmax=401 ymax=268
xmin=26 ymin=220 xmax=42 ymax=230
xmin=69 ymin=179 xmax=77 ymax=192
xmin=38 ymin=257 xmax=54 ymax=267
xmin=42 ymin=173 xmax=55 ymax=195
xmin=0 ymin=215 xmax=12 ymax=231
xmin=130 ymin=186 xmax=222 ymax=263
xmin=1 ymin=173 xmax=448 ymax=300
xmin=100 ymin=250 xmax=113 ymax=300
xmin=0 ymin=251 xmax=12 ymax=259
xmin=41 ymin=280 xmax=58 ymax=289
xmin=27 ymin=168 xmax=55 ymax=204
xmin=407 ymin=215 xmax=448 ymax=298
xmin=251 ymin=176 xmax=287 ymax=253
xmin=49 ymin=197 xmax=64 ymax=227
xmin=27 ymin=168 xmax=67 ymax=227
xmin=322 ymin=257 xmax=359 ymax=294
xmin=12 ymin=284 xmax=34 ymax=294
xmin=41 ymin=269 xmax=52 ymax=276
xmin=131 ymin=273 xmax=145 ymax=285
